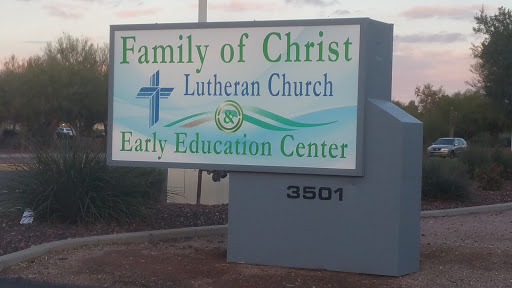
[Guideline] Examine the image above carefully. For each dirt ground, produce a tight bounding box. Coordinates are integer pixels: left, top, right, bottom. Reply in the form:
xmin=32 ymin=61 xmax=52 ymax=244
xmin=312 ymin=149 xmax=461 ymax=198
xmin=1 ymin=210 xmax=512 ymax=288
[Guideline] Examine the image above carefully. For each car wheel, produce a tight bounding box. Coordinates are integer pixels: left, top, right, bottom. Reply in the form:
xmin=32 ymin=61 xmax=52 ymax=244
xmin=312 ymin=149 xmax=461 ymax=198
xmin=449 ymin=151 xmax=456 ymax=159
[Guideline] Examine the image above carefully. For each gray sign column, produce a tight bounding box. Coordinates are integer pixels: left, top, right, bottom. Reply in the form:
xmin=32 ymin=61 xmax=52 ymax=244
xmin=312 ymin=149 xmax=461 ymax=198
xmin=227 ymin=19 xmax=423 ymax=276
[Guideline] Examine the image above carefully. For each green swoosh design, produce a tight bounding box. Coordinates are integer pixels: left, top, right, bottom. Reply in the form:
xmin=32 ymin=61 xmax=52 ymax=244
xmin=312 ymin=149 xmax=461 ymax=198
xmin=245 ymin=106 xmax=337 ymax=127
xmin=163 ymin=106 xmax=338 ymax=131
xmin=164 ymin=112 xmax=211 ymax=127
xmin=244 ymin=115 xmax=296 ymax=131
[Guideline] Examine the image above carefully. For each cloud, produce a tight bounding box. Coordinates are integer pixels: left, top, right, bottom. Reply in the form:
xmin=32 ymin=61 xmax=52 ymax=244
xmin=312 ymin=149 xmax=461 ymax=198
xmin=24 ymin=40 xmax=47 ymax=44
xmin=392 ymin=43 xmax=474 ymax=102
xmin=397 ymin=32 xmax=467 ymax=44
xmin=285 ymin=0 xmax=340 ymax=6
xmin=399 ymin=5 xmax=483 ymax=20
xmin=115 ymin=7 xmax=159 ymax=18
xmin=207 ymin=0 xmax=272 ymax=11
xmin=43 ymin=3 xmax=84 ymax=19
xmin=332 ymin=9 xmax=350 ymax=16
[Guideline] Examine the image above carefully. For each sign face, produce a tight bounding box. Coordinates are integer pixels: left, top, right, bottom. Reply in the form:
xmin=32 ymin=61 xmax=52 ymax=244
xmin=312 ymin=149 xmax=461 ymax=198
xmin=108 ymin=20 xmax=363 ymax=175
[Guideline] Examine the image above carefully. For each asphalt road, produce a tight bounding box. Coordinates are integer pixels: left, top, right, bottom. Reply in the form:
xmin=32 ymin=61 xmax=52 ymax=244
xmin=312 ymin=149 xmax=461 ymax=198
xmin=0 ymin=154 xmax=30 ymax=212
xmin=0 ymin=170 xmax=18 ymax=212
xmin=0 ymin=278 xmax=97 ymax=288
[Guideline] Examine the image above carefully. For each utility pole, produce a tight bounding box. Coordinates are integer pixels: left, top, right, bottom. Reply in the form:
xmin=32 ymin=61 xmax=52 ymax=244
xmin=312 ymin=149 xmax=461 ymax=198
xmin=448 ymin=107 xmax=457 ymax=138
xmin=196 ymin=0 xmax=207 ymax=205
xmin=198 ymin=0 xmax=207 ymax=23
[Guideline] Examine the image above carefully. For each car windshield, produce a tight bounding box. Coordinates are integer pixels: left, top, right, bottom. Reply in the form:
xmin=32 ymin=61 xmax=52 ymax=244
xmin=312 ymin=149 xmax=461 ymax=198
xmin=433 ymin=138 xmax=454 ymax=145
xmin=64 ymin=128 xmax=72 ymax=131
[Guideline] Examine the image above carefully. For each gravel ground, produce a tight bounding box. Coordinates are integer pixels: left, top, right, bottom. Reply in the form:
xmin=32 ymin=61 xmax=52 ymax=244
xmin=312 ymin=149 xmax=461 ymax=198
xmin=1 ymin=210 xmax=512 ymax=288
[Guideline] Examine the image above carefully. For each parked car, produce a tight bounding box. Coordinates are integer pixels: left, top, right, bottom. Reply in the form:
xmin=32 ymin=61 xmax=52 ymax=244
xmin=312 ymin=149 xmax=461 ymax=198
xmin=427 ymin=137 xmax=468 ymax=159
xmin=95 ymin=129 xmax=106 ymax=138
xmin=55 ymin=127 xmax=75 ymax=138
xmin=427 ymin=137 xmax=467 ymax=158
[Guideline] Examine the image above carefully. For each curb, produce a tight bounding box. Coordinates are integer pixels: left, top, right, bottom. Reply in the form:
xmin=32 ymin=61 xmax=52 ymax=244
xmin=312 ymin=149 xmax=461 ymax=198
xmin=1 ymin=203 xmax=512 ymax=272
xmin=420 ymin=202 xmax=512 ymax=218
xmin=0 ymin=225 xmax=227 ymax=272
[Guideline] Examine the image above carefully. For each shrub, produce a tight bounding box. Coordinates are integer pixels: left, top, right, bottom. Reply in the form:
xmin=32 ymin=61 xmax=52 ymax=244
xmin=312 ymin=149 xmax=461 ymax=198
xmin=490 ymin=148 xmax=512 ymax=180
xmin=10 ymin=139 xmax=165 ymax=224
xmin=422 ymin=157 xmax=471 ymax=201
xmin=474 ymin=163 xmax=505 ymax=191
xmin=459 ymin=146 xmax=491 ymax=179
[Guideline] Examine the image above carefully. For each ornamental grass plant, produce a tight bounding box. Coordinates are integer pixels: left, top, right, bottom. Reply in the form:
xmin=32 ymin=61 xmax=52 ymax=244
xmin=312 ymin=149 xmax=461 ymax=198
xmin=10 ymin=138 xmax=165 ymax=224
xmin=458 ymin=146 xmax=491 ymax=179
xmin=422 ymin=157 xmax=471 ymax=201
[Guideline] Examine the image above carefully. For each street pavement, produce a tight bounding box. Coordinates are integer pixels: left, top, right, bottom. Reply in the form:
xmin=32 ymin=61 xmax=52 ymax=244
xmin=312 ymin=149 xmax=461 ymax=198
xmin=0 ymin=158 xmax=29 ymax=219
xmin=0 ymin=154 xmax=27 ymax=214
xmin=0 ymin=278 xmax=97 ymax=288
xmin=0 ymin=170 xmax=18 ymax=211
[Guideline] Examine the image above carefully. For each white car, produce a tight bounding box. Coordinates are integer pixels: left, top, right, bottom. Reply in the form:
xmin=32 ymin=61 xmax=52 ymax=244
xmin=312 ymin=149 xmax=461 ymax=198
xmin=56 ymin=127 xmax=75 ymax=137
xmin=427 ymin=137 xmax=467 ymax=158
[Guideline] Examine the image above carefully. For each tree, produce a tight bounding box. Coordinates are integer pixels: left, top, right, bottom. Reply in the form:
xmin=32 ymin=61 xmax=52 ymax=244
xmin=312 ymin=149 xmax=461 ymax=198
xmin=42 ymin=34 xmax=109 ymax=136
xmin=415 ymin=83 xmax=447 ymax=114
xmin=0 ymin=34 xmax=108 ymax=143
xmin=472 ymin=7 xmax=512 ymax=148
xmin=0 ymin=56 xmax=29 ymax=130
xmin=392 ymin=99 xmax=420 ymax=120
xmin=471 ymin=7 xmax=512 ymax=117
xmin=450 ymin=90 xmax=507 ymax=140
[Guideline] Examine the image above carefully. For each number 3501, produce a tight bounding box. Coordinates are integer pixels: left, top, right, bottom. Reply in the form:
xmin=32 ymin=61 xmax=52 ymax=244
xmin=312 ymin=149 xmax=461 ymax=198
xmin=286 ymin=186 xmax=343 ymax=201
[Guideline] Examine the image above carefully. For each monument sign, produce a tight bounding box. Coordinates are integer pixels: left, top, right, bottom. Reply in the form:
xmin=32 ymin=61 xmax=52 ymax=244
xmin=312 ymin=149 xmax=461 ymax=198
xmin=108 ymin=18 xmax=422 ymax=276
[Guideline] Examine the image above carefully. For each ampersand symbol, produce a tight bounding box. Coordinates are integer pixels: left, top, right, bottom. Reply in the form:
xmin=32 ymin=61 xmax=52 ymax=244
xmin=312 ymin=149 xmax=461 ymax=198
xmin=223 ymin=110 xmax=236 ymax=124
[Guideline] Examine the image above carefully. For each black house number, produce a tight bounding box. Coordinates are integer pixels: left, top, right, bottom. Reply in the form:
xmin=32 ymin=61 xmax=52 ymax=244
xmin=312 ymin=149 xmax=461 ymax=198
xmin=286 ymin=186 xmax=343 ymax=201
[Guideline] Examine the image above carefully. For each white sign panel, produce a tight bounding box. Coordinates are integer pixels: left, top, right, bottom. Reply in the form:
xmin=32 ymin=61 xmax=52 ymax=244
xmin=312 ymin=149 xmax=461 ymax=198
xmin=109 ymin=21 xmax=362 ymax=175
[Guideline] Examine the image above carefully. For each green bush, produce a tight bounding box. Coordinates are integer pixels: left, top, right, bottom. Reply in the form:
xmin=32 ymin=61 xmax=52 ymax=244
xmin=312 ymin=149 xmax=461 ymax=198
xmin=490 ymin=148 xmax=512 ymax=180
xmin=474 ymin=163 xmax=505 ymax=191
xmin=11 ymin=139 xmax=165 ymax=224
xmin=422 ymin=157 xmax=471 ymax=201
xmin=459 ymin=146 xmax=491 ymax=179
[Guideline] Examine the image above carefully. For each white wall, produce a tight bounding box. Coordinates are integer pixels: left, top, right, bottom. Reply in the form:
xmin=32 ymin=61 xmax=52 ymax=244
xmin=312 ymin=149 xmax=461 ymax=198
xmin=167 ymin=168 xmax=229 ymax=205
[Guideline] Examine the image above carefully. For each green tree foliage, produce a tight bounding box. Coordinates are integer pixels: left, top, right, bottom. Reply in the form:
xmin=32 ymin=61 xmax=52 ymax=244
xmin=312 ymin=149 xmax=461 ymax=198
xmin=471 ymin=7 xmax=512 ymax=119
xmin=392 ymin=99 xmax=420 ymax=120
xmin=395 ymin=84 xmax=507 ymax=146
xmin=413 ymin=84 xmax=449 ymax=144
xmin=450 ymin=90 xmax=507 ymax=140
xmin=415 ymin=83 xmax=447 ymax=114
xmin=0 ymin=56 xmax=27 ymax=127
xmin=0 ymin=34 xmax=108 ymax=140
xmin=42 ymin=34 xmax=109 ymax=135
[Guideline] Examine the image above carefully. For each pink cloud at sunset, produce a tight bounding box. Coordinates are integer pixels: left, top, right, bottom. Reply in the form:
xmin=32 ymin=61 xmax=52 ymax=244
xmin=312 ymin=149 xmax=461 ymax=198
xmin=115 ymin=8 xmax=160 ymax=18
xmin=399 ymin=4 xmax=496 ymax=20
xmin=203 ymin=0 xmax=273 ymax=12
xmin=43 ymin=2 xmax=85 ymax=19
xmin=392 ymin=43 xmax=475 ymax=103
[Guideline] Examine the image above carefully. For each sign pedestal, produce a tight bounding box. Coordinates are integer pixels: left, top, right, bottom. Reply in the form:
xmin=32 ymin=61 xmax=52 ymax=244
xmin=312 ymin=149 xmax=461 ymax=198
xmin=109 ymin=18 xmax=423 ymax=276
xmin=227 ymin=98 xmax=422 ymax=276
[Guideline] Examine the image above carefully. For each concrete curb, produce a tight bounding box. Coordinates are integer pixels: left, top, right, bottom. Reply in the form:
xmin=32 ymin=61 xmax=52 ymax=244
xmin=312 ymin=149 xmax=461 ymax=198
xmin=1 ymin=203 xmax=512 ymax=272
xmin=0 ymin=225 xmax=227 ymax=272
xmin=421 ymin=202 xmax=512 ymax=218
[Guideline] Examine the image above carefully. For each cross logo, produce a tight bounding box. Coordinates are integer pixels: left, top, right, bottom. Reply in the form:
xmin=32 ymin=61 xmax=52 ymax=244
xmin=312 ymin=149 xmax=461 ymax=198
xmin=136 ymin=70 xmax=174 ymax=127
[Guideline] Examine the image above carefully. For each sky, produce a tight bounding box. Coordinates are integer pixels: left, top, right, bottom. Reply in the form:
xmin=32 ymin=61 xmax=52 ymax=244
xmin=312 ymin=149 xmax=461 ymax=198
xmin=0 ymin=0 xmax=509 ymax=103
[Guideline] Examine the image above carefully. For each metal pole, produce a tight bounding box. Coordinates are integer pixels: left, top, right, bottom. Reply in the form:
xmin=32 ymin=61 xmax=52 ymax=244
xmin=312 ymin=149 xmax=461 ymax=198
xmin=196 ymin=169 xmax=203 ymax=204
xmin=196 ymin=0 xmax=207 ymax=204
xmin=198 ymin=0 xmax=207 ymax=23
